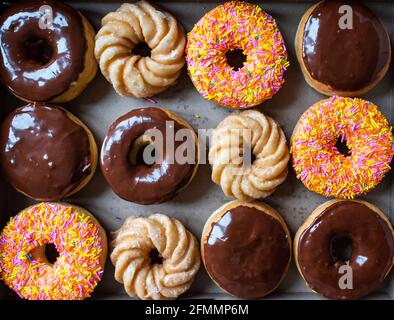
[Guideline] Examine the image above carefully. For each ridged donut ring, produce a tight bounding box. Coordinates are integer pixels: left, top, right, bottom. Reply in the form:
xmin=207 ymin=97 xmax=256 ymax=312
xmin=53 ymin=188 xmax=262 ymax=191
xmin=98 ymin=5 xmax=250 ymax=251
xmin=95 ymin=1 xmax=186 ymax=98
xmin=111 ymin=214 xmax=201 ymax=300
xmin=209 ymin=110 xmax=290 ymax=200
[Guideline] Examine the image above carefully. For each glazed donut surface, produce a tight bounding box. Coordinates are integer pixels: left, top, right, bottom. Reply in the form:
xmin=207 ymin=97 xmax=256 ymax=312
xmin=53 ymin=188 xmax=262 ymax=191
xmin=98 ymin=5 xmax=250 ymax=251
xmin=296 ymin=0 xmax=391 ymax=96
xmin=100 ymin=107 xmax=198 ymax=204
xmin=0 ymin=104 xmax=97 ymax=201
xmin=201 ymin=200 xmax=291 ymax=298
xmin=0 ymin=0 xmax=96 ymax=102
xmin=295 ymin=200 xmax=394 ymax=300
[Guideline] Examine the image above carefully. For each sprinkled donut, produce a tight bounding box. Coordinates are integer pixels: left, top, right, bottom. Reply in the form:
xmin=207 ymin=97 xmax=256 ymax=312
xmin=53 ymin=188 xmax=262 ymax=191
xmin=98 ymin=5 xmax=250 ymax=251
xmin=0 ymin=203 xmax=107 ymax=300
xmin=186 ymin=1 xmax=289 ymax=109
xmin=291 ymin=96 xmax=394 ymax=199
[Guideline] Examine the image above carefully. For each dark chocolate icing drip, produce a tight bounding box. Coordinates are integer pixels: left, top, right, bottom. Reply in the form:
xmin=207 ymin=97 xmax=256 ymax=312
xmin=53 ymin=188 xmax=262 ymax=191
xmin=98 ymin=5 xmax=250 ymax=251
xmin=0 ymin=0 xmax=86 ymax=101
xmin=297 ymin=201 xmax=394 ymax=300
xmin=302 ymin=0 xmax=390 ymax=91
xmin=204 ymin=205 xmax=291 ymax=299
xmin=0 ymin=104 xmax=92 ymax=200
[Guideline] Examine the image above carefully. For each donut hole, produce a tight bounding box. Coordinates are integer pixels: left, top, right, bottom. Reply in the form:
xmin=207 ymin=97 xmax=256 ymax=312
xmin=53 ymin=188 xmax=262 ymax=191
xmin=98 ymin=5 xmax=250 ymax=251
xmin=129 ymin=136 xmax=156 ymax=166
xmin=132 ymin=42 xmax=152 ymax=57
xmin=330 ymin=235 xmax=353 ymax=262
xmin=335 ymin=137 xmax=350 ymax=157
xmin=23 ymin=37 xmax=54 ymax=65
xmin=44 ymin=243 xmax=60 ymax=264
xmin=29 ymin=243 xmax=60 ymax=265
xmin=242 ymin=145 xmax=256 ymax=167
xmin=149 ymin=248 xmax=163 ymax=265
xmin=225 ymin=48 xmax=247 ymax=71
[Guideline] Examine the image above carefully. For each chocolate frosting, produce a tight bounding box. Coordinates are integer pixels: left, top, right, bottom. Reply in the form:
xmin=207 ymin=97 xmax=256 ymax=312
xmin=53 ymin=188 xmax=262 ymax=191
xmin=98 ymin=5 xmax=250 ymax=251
xmin=100 ymin=108 xmax=197 ymax=205
xmin=0 ymin=0 xmax=86 ymax=101
xmin=302 ymin=0 xmax=390 ymax=91
xmin=0 ymin=104 xmax=92 ymax=200
xmin=297 ymin=201 xmax=394 ymax=300
xmin=204 ymin=205 xmax=291 ymax=299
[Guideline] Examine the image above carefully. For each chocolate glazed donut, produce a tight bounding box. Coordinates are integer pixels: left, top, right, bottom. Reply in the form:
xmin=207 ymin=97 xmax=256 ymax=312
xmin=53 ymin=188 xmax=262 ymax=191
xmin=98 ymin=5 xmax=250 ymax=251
xmin=295 ymin=200 xmax=394 ymax=300
xmin=296 ymin=0 xmax=391 ymax=96
xmin=100 ymin=107 xmax=199 ymax=205
xmin=201 ymin=201 xmax=292 ymax=299
xmin=0 ymin=0 xmax=97 ymax=102
xmin=0 ymin=104 xmax=97 ymax=201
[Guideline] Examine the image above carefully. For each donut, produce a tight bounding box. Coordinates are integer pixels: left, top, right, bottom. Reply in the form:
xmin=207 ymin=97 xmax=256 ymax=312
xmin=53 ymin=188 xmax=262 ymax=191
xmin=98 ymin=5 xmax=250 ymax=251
xmin=186 ymin=1 xmax=289 ymax=109
xmin=0 ymin=104 xmax=98 ymax=201
xmin=296 ymin=0 xmax=391 ymax=96
xmin=0 ymin=0 xmax=97 ymax=103
xmin=294 ymin=200 xmax=394 ymax=300
xmin=101 ymin=107 xmax=199 ymax=204
xmin=209 ymin=110 xmax=289 ymax=200
xmin=94 ymin=1 xmax=185 ymax=98
xmin=111 ymin=213 xmax=200 ymax=300
xmin=201 ymin=200 xmax=291 ymax=298
xmin=291 ymin=96 xmax=394 ymax=199
xmin=0 ymin=202 xmax=107 ymax=300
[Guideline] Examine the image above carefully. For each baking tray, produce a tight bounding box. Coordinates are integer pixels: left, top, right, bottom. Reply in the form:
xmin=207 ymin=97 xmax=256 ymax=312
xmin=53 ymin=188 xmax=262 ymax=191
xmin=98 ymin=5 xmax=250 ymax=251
xmin=0 ymin=0 xmax=393 ymax=300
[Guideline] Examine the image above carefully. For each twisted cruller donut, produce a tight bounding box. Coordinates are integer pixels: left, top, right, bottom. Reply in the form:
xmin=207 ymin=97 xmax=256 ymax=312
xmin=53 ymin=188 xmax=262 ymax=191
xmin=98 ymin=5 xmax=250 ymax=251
xmin=95 ymin=1 xmax=185 ymax=98
xmin=0 ymin=203 xmax=107 ymax=300
xmin=291 ymin=96 xmax=394 ymax=199
xmin=111 ymin=214 xmax=200 ymax=300
xmin=209 ymin=110 xmax=289 ymax=201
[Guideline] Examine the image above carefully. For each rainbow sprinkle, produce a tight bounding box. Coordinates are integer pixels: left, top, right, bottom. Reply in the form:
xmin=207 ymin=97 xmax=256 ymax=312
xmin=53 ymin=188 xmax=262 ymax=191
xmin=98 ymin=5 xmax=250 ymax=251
xmin=291 ymin=96 xmax=394 ymax=199
xmin=0 ymin=203 xmax=105 ymax=300
xmin=186 ymin=1 xmax=289 ymax=109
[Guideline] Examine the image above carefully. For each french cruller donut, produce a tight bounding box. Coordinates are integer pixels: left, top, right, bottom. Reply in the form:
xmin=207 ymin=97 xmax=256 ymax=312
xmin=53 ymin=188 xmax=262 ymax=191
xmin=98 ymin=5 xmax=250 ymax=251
xmin=209 ymin=109 xmax=290 ymax=200
xmin=95 ymin=1 xmax=186 ymax=98
xmin=111 ymin=213 xmax=201 ymax=300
